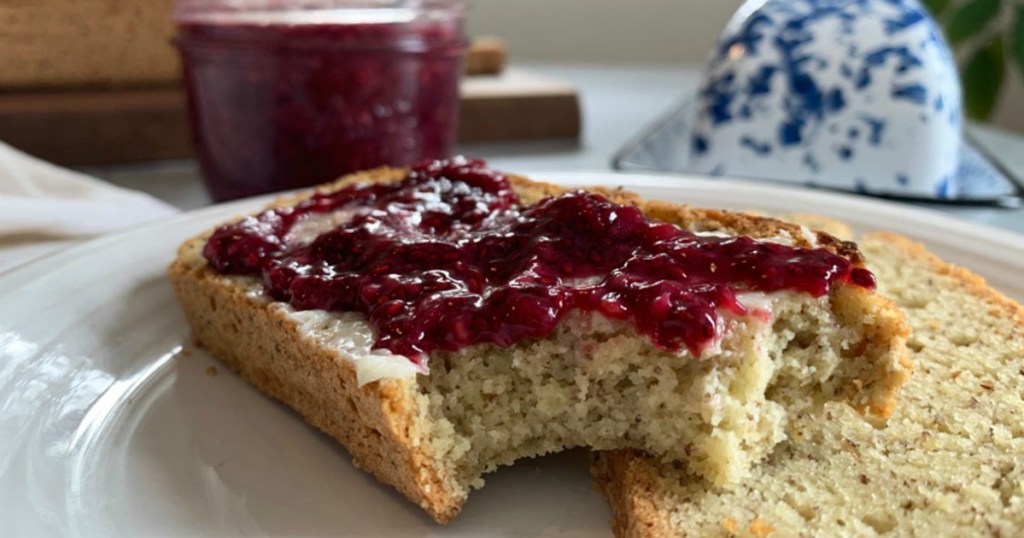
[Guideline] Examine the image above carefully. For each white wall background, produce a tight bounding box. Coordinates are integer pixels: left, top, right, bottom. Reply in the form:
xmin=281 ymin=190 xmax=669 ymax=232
xmin=466 ymin=0 xmax=1024 ymax=133
xmin=466 ymin=0 xmax=743 ymax=64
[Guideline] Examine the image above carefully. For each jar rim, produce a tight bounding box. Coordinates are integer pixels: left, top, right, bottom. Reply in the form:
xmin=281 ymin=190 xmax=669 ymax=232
xmin=174 ymin=0 xmax=464 ymax=22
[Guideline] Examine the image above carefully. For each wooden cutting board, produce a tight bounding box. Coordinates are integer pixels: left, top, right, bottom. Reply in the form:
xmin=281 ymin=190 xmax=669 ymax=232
xmin=0 ymin=68 xmax=580 ymax=166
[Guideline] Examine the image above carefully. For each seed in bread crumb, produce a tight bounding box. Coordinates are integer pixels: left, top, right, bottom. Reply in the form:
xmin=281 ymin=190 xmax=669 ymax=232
xmin=859 ymin=474 xmax=870 ymax=485
xmin=979 ymin=382 xmax=994 ymax=391
xmin=842 ymin=438 xmax=861 ymax=460
xmin=950 ymin=371 xmax=961 ymax=380
xmin=721 ymin=517 xmax=738 ymax=534
xmin=748 ymin=517 xmax=774 ymax=537
xmin=206 ymin=366 xmax=218 ymax=377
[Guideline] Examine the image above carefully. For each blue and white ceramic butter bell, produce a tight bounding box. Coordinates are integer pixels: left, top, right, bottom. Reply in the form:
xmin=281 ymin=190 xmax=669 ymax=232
xmin=688 ymin=0 xmax=962 ymax=198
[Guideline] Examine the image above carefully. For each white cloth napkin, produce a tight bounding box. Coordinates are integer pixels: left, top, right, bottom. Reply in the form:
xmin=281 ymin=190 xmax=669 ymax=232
xmin=0 ymin=141 xmax=179 ymax=273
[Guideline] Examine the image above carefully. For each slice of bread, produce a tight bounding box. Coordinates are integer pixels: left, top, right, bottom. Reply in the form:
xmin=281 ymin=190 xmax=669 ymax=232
xmin=168 ymin=167 xmax=909 ymax=523
xmin=592 ymin=231 xmax=1024 ymax=537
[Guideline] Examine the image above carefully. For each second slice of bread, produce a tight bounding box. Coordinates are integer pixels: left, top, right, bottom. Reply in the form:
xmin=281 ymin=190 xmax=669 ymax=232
xmin=592 ymin=231 xmax=1024 ymax=537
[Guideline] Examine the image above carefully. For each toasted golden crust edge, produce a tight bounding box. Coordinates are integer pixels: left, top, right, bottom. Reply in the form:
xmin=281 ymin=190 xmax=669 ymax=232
xmin=169 ymin=235 xmax=464 ymax=522
xmin=590 ymin=450 xmax=677 ymax=538
xmin=168 ymin=166 xmax=909 ymax=524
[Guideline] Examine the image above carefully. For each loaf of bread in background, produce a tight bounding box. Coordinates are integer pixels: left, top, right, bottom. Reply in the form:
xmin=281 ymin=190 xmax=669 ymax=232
xmin=0 ymin=0 xmax=178 ymax=90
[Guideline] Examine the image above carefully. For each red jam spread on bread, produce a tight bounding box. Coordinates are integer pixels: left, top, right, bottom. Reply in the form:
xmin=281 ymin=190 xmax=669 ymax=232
xmin=204 ymin=157 xmax=874 ymax=364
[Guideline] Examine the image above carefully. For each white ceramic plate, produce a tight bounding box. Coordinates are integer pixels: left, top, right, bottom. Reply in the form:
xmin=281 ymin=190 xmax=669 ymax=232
xmin=2 ymin=173 xmax=1023 ymax=537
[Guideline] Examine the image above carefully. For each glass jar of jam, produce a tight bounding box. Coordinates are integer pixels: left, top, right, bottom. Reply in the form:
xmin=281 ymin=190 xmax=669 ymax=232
xmin=173 ymin=0 xmax=467 ymax=201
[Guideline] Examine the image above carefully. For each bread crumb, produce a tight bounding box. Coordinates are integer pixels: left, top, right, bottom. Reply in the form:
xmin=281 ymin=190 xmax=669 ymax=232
xmin=748 ymin=516 xmax=775 ymax=537
xmin=205 ymin=365 xmax=218 ymax=377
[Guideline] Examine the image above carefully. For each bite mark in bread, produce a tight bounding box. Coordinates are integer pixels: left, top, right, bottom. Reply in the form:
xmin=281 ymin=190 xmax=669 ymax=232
xmin=169 ymin=166 xmax=909 ymax=522
xmin=591 ymin=231 xmax=1024 ymax=536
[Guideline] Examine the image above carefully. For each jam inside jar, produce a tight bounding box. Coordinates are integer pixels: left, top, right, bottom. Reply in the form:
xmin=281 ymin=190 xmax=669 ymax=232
xmin=173 ymin=1 xmax=467 ymax=201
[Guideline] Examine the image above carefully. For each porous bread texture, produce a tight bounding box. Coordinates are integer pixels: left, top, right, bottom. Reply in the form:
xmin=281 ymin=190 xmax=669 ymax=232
xmin=592 ymin=232 xmax=1024 ymax=537
xmin=421 ymin=291 xmax=890 ymax=493
xmin=168 ymin=168 xmax=909 ymax=523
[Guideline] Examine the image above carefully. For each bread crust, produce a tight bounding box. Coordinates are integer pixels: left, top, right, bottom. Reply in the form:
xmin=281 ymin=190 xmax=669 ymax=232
xmin=170 ymin=234 xmax=464 ymax=521
xmin=591 ymin=230 xmax=1024 ymax=537
xmin=169 ymin=167 xmax=908 ymax=523
xmin=590 ymin=450 xmax=676 ymax=538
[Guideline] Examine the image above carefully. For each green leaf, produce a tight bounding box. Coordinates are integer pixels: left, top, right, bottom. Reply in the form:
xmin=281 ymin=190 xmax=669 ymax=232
xmin=1012 ymin=5 xmax=1024 ymax=80
xmin=922 ymin=0 xmax=952 ymax=18
xmin=962 ymin=36 xmax=1005 ymax=121
xmin=946 ymin=0 xmax=1002 ymax=46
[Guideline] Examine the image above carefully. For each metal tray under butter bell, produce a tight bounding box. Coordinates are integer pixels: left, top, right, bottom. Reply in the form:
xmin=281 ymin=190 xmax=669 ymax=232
xmin=613 ymin=99 xmax=1024 ymax=208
